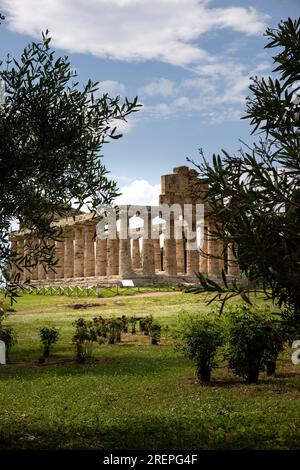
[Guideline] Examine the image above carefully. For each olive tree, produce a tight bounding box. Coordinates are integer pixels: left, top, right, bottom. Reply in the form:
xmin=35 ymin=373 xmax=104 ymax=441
xmin=0 ymin=29 xmax=140 ymax=300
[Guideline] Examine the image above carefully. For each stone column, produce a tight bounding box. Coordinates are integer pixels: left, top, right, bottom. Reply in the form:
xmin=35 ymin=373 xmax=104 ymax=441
xmin=36 ymin=239 xmax=46 ymax=282
xmin=107 ymin=238 xmax=119 ymax=275
xmin=207 ymin=224 xmax=222 ymax=277
xmin=142 ymin=239 xmax=155 ymax=275
xmin=55 ymin=240 xmax=65 ymax=279
xmin=119 ymin=209 xmax=133 ymax=278
xmin=142 ymin=209 xmax=155 ymax=276
xmin=227 ymin=242 xmax=239 ymax=278
xmin=187 ymin=248 xmax=199 ymax=276
xmin=46 ymin=266 xmax=55 ymax=281
xmin=10 ymin=236 xmax=18 ymax=281
xmin=84 ymin=225 xmax=95 ymax=277
xmin=161 ymin=243 xmax=165 ymax=271
xmin=176 ymin=239 xmax=185 ymax=273
xmin=38 ymin=264 xmax=46 ymax=281
xmin=132 ymin=238 xmax=141 ymax=269
xmin=42 ymin=238 xmax=55 ymax=281
xmin=218 ymin=240 xmax=225 ymax=272
xmin=37 ymin=240 xmax=46 ymax=281
xmin=153 ymin=239 xmax=161 ymax=271
xmin=74 ymin=226 xmax=84 ymax=278
xmin=164 ymin=214 xmax=177 ymax=275
xmin=95 ymin=238 xmax=107 ymax=276
xmin=16 ymin=236 xmax=24 ymax=282
xmin=199 ymin=226 xmax=208 ymax=276
xmin=22 ymin=238 xmax=31 ymax=282
xmin=186 ymin=207 xmax=199 ymax=276
xmin=119 ymin=238 xmax=133 ymax=277
xmin=64 ymin=229 xmax=74 ymax=278
xmin=165 ymin=239 xmax=177 ymax=275
xmin=31 ymin=238 xmax=38 ymax=281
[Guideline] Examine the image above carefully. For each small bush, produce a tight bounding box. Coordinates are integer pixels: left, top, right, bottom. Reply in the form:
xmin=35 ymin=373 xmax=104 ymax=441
xmin=262 ymin=320 xmax=286 ymax=376
xmin=129 ymin=317 xmax=138 ymax=335
xmin=178 ymin=314 xmax=224 ymax=383
xmin=72 ymin=318 xmax=98 ymax=363
xmin=0 ymin=311 xmax=17 ymax=362
xmin=39 ymin=327 xmax=59 ymax=358
xmin=225 ymin=305 xmax=285 ymax=383
xmin=140 ymin=315 xmax=153 ymax=335
xmin=149 ymin=320 xmax=162 ymax=345
xmin=93 ymin=316 xmax=124 ymax=344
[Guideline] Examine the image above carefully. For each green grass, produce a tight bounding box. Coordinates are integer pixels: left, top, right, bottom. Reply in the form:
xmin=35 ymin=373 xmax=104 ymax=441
xmin=0 ymin=291 xmax=300 ymax=450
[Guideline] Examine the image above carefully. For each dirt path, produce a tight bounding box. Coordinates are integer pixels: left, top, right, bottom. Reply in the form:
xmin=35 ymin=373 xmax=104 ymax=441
xmin=12 ymin=290 xmax=183 ymax=315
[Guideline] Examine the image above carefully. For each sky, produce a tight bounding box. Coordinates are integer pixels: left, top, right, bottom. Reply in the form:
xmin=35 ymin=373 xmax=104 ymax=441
xmin=0 ymin=0 xmax=299 ymax=206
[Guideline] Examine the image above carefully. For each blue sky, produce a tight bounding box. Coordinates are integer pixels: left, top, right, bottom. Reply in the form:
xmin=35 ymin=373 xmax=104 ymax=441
xmin=0 ymin=0 xmax=299 ymax=205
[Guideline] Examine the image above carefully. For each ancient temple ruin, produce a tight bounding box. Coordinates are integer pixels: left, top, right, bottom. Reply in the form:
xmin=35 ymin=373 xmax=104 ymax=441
xmin=11 ymin=166 xmax=239 ymax=286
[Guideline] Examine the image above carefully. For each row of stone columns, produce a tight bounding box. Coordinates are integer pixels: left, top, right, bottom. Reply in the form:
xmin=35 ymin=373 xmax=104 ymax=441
xmin=12 ymin=225 xmax=239 ymax=282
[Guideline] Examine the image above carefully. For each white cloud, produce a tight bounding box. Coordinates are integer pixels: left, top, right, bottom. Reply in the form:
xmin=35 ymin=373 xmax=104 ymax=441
xmin=141 ymin=52 xmax=272 ymax=123
xmin=1 ymin=0 xmax=268 ymax=67
xmin=110 ymin=117 xmax=135 ymax=135
xmin=212 ymin=7 xmax=267 ymax=36
xmin=115 ymin=179 xmax=160 ymax=206
xmin=97 ymin=80 xmax=126 ymax=96
xmin=139 ymin=78 xmax=176 ymax=97
xmin=201 ymin=107 xmax=242 ymax=124
xmin=180 ymin=77 xmax=216 ymax=94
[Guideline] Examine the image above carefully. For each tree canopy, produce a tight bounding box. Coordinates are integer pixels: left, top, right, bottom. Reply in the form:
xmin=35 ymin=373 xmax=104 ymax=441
xmin=192 ymin=18 xmax=300 ymax=320
xmin=0 ymin=30 xmax=140 ymax=299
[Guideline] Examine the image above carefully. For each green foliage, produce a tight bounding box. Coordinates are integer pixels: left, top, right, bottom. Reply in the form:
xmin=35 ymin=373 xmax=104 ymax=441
xmin=93 ymin=315 xmax=129 ymax=344
xmin=139 ymin=315 xmax=153 ymax=335
xmin=190 ymin=18 xmax=300 ymax=320
xmin=39 ymin=327 xmax=59 ymax=358
xmin=225 ymin=305 xmax=286 ymax=383
xmin=177 ymin=314 xmax=224 ymax=383
xmin=0 ymin=310 xmax=17 ymax=361
xmin=72 ymin=318 xmax=98 ymax=363
xmin=129 ymin=316 xmax=138 ymax=335
xmin=149 ymin=320 xmax=162 ymax=345
xmin=0 ymin=31 xmax=141 ymax=302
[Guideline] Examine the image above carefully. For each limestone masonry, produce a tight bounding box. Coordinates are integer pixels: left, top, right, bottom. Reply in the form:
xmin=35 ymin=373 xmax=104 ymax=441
xmin=12 ymin=166 xmax=240 ymax=286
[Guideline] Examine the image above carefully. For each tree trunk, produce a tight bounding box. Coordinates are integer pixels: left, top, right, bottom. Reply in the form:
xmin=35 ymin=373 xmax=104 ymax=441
xmin=197 ymin=365 xmax=211 ymax=384
xmin=246 ymin=368 xmax=259 ymax=383
xmin=266 ymin=360 xmax=276 ymax=376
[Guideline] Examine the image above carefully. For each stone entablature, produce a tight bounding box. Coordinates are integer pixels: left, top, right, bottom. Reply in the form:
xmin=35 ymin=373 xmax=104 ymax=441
xmin=11 ymin=166 xmax=240 ymax=284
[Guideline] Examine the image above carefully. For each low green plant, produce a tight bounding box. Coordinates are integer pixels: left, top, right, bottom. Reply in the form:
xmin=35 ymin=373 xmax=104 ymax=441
xmin=149 ymin=320 xmax=162 ymax=345
xmin=39 ymin=327 xmax=59 ymax=358
xmin=225 ymin=305 xmax=285 ymax=383
xmin=177 ymin=314 xmax=224 ymax=383
xmin=108 ymin=317 xmax=123 ymax=344
xmin=72 ymin=318 xmax=97 ymax=363
xmin=140 ymin=315 xmax=153 ymax=335
xmin=0 ymin=310 xmax=17 ymax=362
xmin=129 ymin=316 xmax=138 ymax=335
xmin=262 ymin=320 xmax=286 ymax=376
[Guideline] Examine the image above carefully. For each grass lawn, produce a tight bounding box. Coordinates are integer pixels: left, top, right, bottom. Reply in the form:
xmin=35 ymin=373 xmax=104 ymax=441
xmin=0 ymin=291 xmax=300 ymax=450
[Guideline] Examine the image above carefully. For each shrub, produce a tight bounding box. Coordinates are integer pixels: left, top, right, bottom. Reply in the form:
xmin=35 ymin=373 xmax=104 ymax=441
xmin=107 ymin=318 xmax=123 ymax=344
xmin=39 ymin=327 xmax=59 ymax=358
xmin=178 ymin=314 xmax=224 ymax=383
xmin=140 ymin=315 xmax=153 ymax=335
xmin=121 ymin=315 xmax=129 ymax=333
xmin=262 ymin=320 xmax=286 ymax=376
xmin=149 ymin=320 xmax=162 ymax=345
xmin=72 ymin=318 xmax=98 ymax=363
xmin=0 ymin=311 xmax=17 ymax=362
xmin=129 ymin=316 xmax=138 ymax=335
xmin=225 ymin=305 xmax=286 ymax=383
